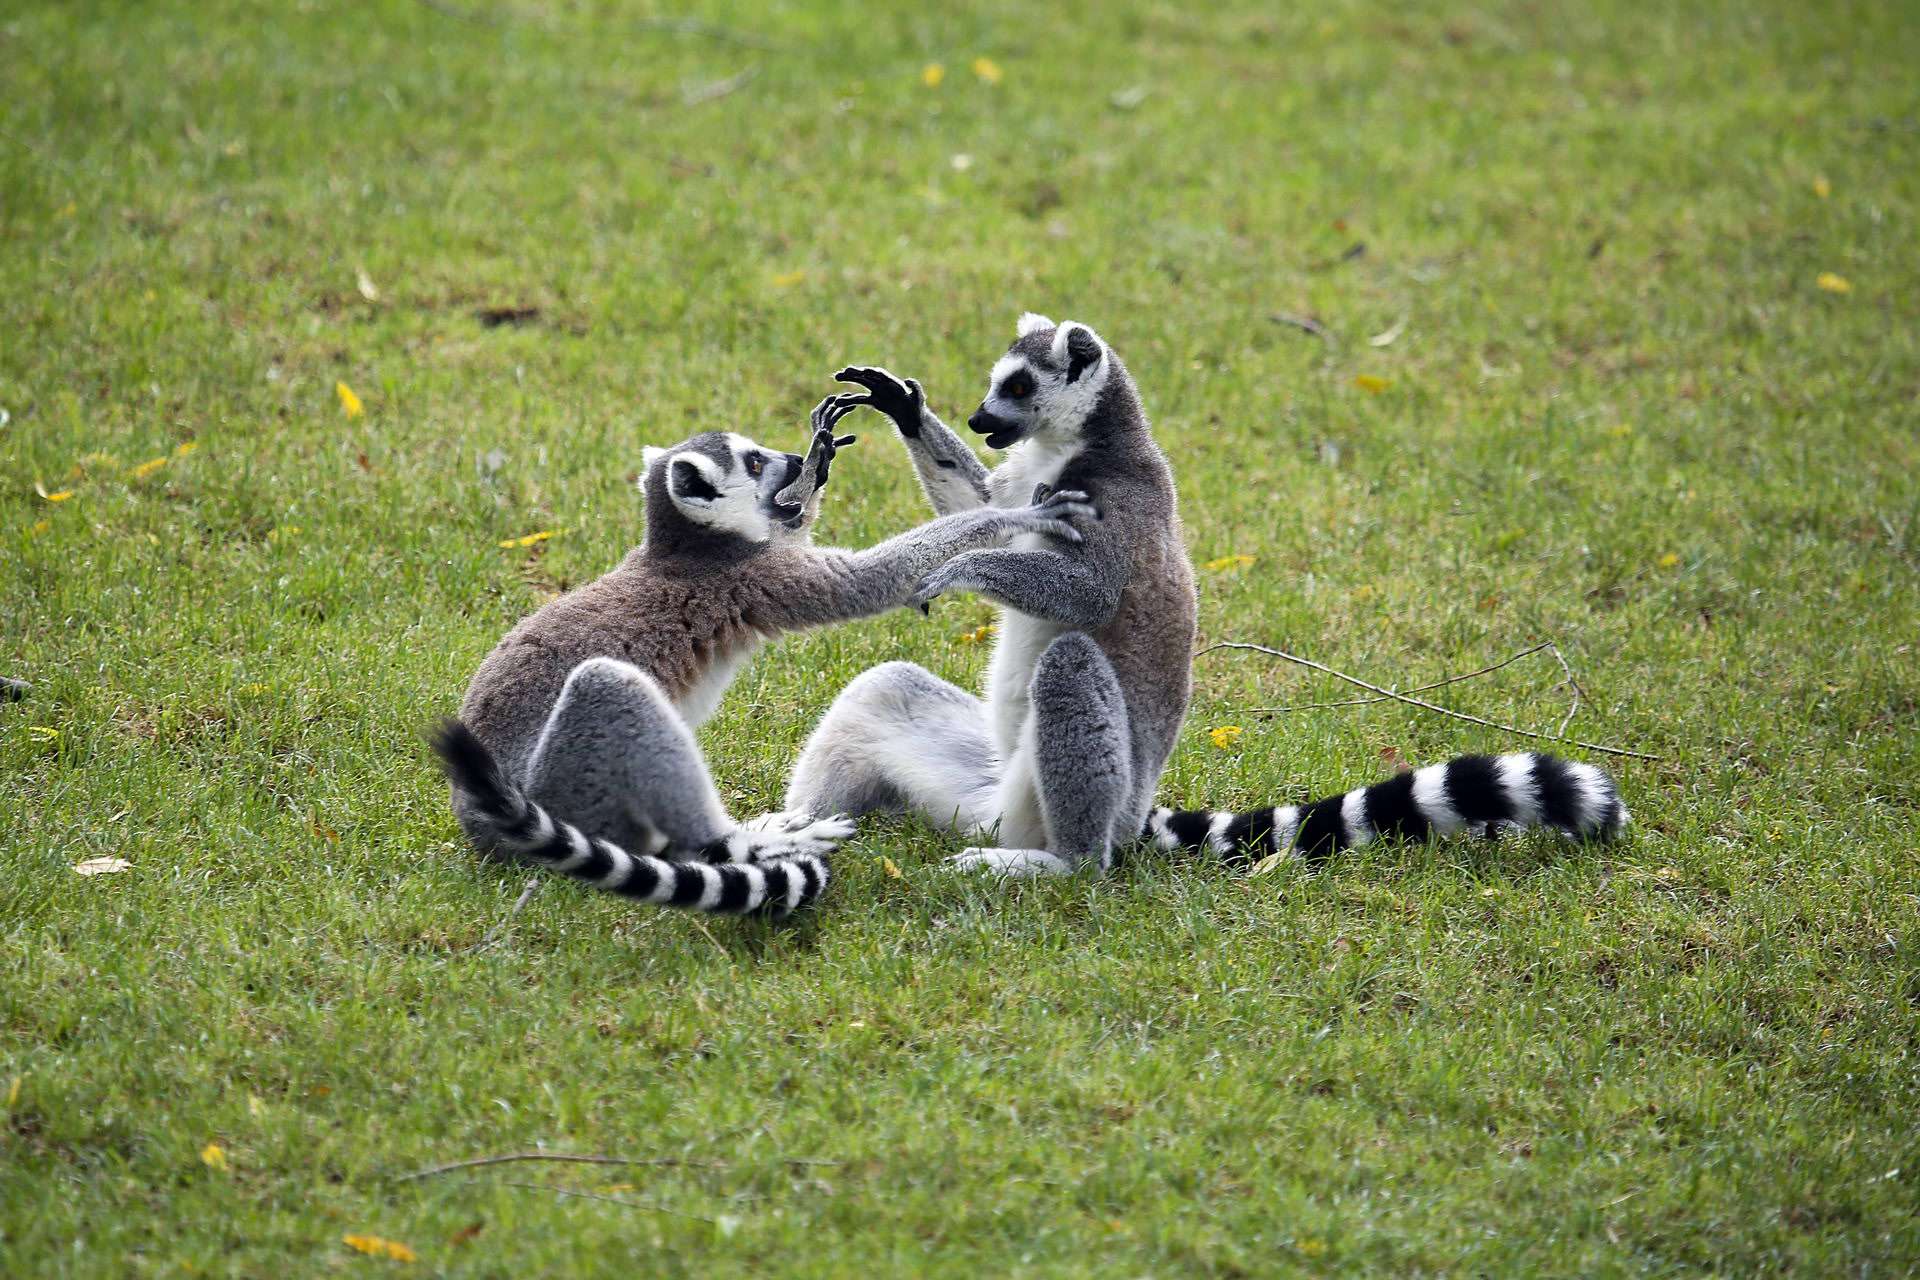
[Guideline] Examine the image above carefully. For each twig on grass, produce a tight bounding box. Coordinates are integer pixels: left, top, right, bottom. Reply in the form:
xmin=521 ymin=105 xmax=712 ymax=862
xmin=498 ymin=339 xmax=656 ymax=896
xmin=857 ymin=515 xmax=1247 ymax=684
xmin=1198 ymin=640 xmax=1660 ymax=761
xmin=459 ymin=879 xmax=540 ymax=954
xmin=410 ymin=0 xmax=780 ymax=49
xmin=396 ymin=1152 xmax=726 ymax=1182
xmin=395 ymin=1150 xmax=841 ymax=1182
xmin=1270 ymin=311 xmax=1335 ymax=343
xmin=500 ymin=1181 xmax=715 ymax=1222
xmin=1247 ymin=641 xmax=1553 ymax=714
xmin=682 ymin=67 xmax=759 ymax=106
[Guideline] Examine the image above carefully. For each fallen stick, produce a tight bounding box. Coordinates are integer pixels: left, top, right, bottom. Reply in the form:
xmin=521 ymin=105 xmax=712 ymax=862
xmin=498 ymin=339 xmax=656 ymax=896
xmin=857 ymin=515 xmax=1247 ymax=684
xmin=1197 ymin=640 xmax=1660 ymax=761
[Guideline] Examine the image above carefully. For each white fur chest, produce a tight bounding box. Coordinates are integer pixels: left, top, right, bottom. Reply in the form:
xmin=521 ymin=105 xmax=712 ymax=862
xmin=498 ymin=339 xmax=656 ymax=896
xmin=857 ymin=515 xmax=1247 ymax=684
xmin=675 ymin=640 xmax=762 ymax=728
xmin=989 ymin=436 xmax=1078 ymax=511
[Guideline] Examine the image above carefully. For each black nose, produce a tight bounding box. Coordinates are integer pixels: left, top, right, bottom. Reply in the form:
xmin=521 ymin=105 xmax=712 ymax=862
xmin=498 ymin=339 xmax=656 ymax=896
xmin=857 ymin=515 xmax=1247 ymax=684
xmin=968 ymin=409 xmax=1001 ymax=435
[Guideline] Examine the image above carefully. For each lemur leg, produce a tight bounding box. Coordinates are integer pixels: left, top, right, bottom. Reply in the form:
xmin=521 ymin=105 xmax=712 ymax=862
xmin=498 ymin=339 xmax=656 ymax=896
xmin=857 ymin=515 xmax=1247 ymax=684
xmin=785 ymin=661 xmax=1001 ymax=832
xmin=526 ymin=658 xmax=849 ymax=863
xmin=952 ymin=633 xmax=1135 ymax=877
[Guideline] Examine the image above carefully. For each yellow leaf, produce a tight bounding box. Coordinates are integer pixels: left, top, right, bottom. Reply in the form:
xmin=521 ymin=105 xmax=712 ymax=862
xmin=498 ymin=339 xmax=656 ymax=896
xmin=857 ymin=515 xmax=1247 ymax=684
xmin=336 ymin=381 xmax=365 ymax=418
xmin=1816 ymin=272 xmax=1851 ymax=294
xmin=343 ymin=1235 xmax=418 ymax=1263
xmin=73 ymin=857 xmax=132 ymax=876
xmin=129 ymin=456 xmax=168 ymax=479
xmin=31 ymin=520 xmax=51 ymax=535
xmin=1352 ymin=373 xmax=1389 ymax=394
xmin=34 ymin=480 xmax=75 ymax=502
xmin=921 ymin=63 xmax=945 ymax=88
xmin=1202 ymin=554 xmax=1255 ymax=572
xmin=1813 ymin=175 xmax=1831 ymax=199
xmin=498 ymin=529 xmax=559 ymax=549
xmin=200 ymin=1143 xmax=228 ymax=1171
xmin=1208 ymin=725 xmax=1243 ymax=749
xmin=1657 ymin=552 xmax=1680 ymax=569
xmin=879 ymin=856 xmax=903 ymax=879
xmin=770 ymin=270 xmax=807 ymax=288
xmin=173 ymin=441 xmax=199 ymax=457
xmin=971 ymin=57 xmax=1003 ymax=85
xmin=6 ymin=1076 xmax=20 ymax=1107
xmin=1607 ymin=424 xmax=1634 ymax=439
xmin=1297 ymin=1238 xmax=1328 ymax=1257
xmin=29 ymin=726 xmax=61 ymax=743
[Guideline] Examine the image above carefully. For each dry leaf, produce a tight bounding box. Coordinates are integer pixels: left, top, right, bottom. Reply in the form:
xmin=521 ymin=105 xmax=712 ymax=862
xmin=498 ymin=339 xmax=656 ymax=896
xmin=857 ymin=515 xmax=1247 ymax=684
xmin=200 ymin=1143 xmax=228 ymax=1171
xmin=356 ymin=268 xmax=380 ymax=302
xmin=1368 ymin=315 xmax=1408 ymax=347
xmin=1248 ymin=852 xmax=1287 ymax=878
xmin=343 ymin=1234 xmax=418 ymax=1263
xmin=448 ymin=1221 xmax=485 ymax=1246
xmin=1352 ymin=373 xmax=1389 ymax=394
xmin=1816 ymin=272 xmax=1851 ymax=294
xmin=6 ymin=1076 xmax=21 ymax=1107
xmin=248 ymin=1093 xmax=267 ymax=1118
xmin=920 ymin=63 xmax=945 ymax=88
xmin=72 ymin=857 xmax=132 ymax=876
xmin=336 ymin=381 xmax=365 ymax=418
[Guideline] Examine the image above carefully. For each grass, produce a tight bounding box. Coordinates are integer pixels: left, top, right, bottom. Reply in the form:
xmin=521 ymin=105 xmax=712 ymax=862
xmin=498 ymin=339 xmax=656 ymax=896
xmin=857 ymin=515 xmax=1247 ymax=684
xmin=3 ymin=0 xmax=1918 ymax=1273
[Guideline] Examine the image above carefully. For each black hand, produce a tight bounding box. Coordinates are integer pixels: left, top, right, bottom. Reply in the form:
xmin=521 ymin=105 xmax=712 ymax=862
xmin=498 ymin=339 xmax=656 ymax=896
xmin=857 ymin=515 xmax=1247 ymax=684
xmin=835 ymin=366 xmax=924 ymax=438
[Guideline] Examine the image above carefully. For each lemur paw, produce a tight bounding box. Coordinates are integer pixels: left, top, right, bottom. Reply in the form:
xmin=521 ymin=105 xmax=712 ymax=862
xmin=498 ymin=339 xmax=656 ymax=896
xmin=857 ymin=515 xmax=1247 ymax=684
xmin=735 ymin=813 xmax=856 ymax=863
xmin=947 ymin=848 xmax=1075 ymax=878
xmin=835 ymin=366 xmax=923 ymax=435
xmin=741 ymin=809 xmax=824 ymax=836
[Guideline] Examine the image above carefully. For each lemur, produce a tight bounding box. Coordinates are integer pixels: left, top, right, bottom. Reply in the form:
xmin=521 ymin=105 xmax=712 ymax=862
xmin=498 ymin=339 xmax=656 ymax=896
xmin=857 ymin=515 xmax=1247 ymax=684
xmin=433 ymin=392 xmax=1097 ymax=915
xmin=784 ymin=317 xmax=1628 ymax=877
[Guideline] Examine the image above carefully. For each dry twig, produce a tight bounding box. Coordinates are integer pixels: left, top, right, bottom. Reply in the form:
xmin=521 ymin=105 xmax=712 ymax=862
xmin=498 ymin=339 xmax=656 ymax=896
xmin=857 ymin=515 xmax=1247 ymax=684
xmin=1199 ymin=640 xmax=1659 ymax=761
xmin=396 ymin=1150 xmax=838 ymax=1182
xmin=459 ymin=879 xmax=540 ymax=954
xmin=500 ymin=1181 xmax=713 ymax=1222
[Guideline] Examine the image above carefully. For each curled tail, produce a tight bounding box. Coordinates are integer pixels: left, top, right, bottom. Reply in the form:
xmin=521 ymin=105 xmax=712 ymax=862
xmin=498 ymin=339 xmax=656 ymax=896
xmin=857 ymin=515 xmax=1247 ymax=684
xmin=1143 ymin=752 xmax=1629 ymax=869
xmin=430 ymin=720 xmax=829 ymax=917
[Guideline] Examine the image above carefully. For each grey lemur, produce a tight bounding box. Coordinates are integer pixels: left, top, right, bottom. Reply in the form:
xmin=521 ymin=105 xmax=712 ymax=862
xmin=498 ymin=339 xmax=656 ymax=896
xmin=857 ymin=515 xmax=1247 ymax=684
xmin=784 ymin=316 xmax=1628 ymax=877
xmin=433 ymin=392 xmax=1097 ymax=915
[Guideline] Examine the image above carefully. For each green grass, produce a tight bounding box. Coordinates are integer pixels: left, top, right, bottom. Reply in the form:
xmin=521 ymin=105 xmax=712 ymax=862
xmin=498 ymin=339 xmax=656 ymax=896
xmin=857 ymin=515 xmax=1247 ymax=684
xmin=4 ymin=0 xmax=1918 ymax=1273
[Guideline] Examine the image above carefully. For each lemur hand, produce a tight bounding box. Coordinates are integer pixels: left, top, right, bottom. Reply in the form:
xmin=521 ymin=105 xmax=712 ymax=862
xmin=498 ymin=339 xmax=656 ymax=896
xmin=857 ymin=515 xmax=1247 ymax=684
xmin=909 ymin=492 xmax=1099 ymax=609
xmin=834 ymin=365 xmax=925 ymax=438
xmin=802 ymin=393 xmax=863 ymax=490
xmin=1002 ymin=489 xmax=1098 ymax=544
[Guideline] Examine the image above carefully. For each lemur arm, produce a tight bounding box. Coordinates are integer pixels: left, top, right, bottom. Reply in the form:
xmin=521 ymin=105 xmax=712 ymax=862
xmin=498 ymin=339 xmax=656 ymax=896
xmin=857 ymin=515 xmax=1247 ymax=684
xmin=909 ymin=544 xmax=1129 ymax=631
xmin=836 ymin=366 xmax=991 ymax=517
xmin=750 ymin=494 xmax=1094 ymax=631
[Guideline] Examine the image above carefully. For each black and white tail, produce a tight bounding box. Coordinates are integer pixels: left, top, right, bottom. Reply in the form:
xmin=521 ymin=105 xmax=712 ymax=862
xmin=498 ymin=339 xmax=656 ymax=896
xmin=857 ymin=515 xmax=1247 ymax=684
xmin=430 ymin=720 xmax=830 ymax=917
xmin=1142 ymin=752 xmax=1629 ymax=869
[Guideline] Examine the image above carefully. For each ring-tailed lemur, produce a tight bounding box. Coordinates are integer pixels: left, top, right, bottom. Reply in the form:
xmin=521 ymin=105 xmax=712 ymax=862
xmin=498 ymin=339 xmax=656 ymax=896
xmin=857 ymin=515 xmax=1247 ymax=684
xmin=433 ymin=392 xmax=1098 ymax=915
xmin=784 ymin=318 xmax=1627 ymax=876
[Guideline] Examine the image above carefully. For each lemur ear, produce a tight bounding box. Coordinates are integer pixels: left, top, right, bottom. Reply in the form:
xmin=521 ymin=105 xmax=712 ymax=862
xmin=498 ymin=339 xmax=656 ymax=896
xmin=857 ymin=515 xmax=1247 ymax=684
xmin=642 ymin=445 xmax=667 ymax=470
xmin=1052 ymin=322 xmax=1106 ymax=384
xmin=1017 ymin=311 xmax=1056 ymax=338
xmin=668 ymin=455 xmax=721 ymax=504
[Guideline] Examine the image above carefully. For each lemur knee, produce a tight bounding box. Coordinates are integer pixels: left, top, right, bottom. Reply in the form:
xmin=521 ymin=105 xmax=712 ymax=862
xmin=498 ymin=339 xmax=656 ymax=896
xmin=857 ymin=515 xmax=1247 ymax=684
xmin=563 ymin=655 xmax=649 ymax=695
xmin=1031 ymin=633 xmax=1122 ymax=710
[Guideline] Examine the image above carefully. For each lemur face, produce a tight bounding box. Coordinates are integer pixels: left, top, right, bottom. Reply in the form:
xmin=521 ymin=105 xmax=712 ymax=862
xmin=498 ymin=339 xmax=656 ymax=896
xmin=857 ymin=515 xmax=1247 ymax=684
xmin=642 ymin=431 xmax=809 ymax=543
xmin=966 ymin=313 xmax=1111 ymax=450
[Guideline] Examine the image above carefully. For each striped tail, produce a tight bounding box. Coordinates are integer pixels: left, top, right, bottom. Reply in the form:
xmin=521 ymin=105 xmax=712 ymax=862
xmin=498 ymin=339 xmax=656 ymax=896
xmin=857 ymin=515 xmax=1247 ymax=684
xmin=430 ymin=720 xmax=829 ymax=917
xmin=1142 ymin=752 xmax=1629 ymax=869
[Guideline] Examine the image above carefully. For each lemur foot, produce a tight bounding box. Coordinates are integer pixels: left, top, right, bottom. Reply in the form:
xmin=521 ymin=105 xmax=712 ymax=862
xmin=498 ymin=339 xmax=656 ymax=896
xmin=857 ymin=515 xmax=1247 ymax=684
xmin=947 ymin=847 xmax=1075 ymax=877
xmin=718 ymin=813 xmax=856 ymax=864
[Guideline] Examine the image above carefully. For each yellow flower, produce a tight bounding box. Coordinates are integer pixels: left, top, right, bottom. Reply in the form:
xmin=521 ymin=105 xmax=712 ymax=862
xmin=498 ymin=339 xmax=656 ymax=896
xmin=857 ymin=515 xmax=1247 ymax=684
xmin=129 ymin=456 xmax=169 ymax=479
xmin=770 ymin=270 xmax=807 ymax=288
xmin=173 ymin=441 xmax=199 ymax=457
xmin=1816 ymin=272 xmax=1851 ymax=294
xmin=498 ymin=529 xmax=558 ymax=549
xmin=1202 ymin=554 xmax=1255 ymax=572
xmin=1657 ymin=552 xmax=1680 ymax=569
xmin=921 ymin=63 xmax=945 ymax=89
xmin=267 ymin=525 xmax=302 ymax=542
xmin=1813 ymin=175 xmax=1831 ymax=199
xmin=1208 ymin=725 xmax=1243 ymax=749
xmin=200 ymin=1143 xmax=227 ymax=1171
xmin=336 ymin=381 xmax=364 ymax=417
xmin=957 ymin=622 xmax=996 ymax=645
xmin=1352 ymin=373 xmax=1389 ymax=394
xmin=971 ymin=57 xmax=1003 ymax=85
xmin=343 ymin=1235 xmax=417 ymax=1263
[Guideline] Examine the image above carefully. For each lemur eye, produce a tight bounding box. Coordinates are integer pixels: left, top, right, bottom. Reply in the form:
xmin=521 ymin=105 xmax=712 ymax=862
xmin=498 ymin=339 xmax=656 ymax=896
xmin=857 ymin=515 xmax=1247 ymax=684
xmin=1004 ymin=377 xmax=1032 ymax=399
xmin=745 ymin=453 xmax=764 ymax=477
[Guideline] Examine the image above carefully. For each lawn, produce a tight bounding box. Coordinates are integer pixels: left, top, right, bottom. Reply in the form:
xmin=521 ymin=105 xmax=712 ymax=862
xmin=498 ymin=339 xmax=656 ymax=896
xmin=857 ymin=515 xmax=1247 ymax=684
xmin=3 ymin=0 xmax=1918 ymax=1273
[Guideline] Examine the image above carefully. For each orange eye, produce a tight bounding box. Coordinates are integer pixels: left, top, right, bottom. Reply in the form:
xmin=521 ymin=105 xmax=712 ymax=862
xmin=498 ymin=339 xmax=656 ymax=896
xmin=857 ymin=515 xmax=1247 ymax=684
xmin=746 ymin=453 xmax=763 ymax=477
